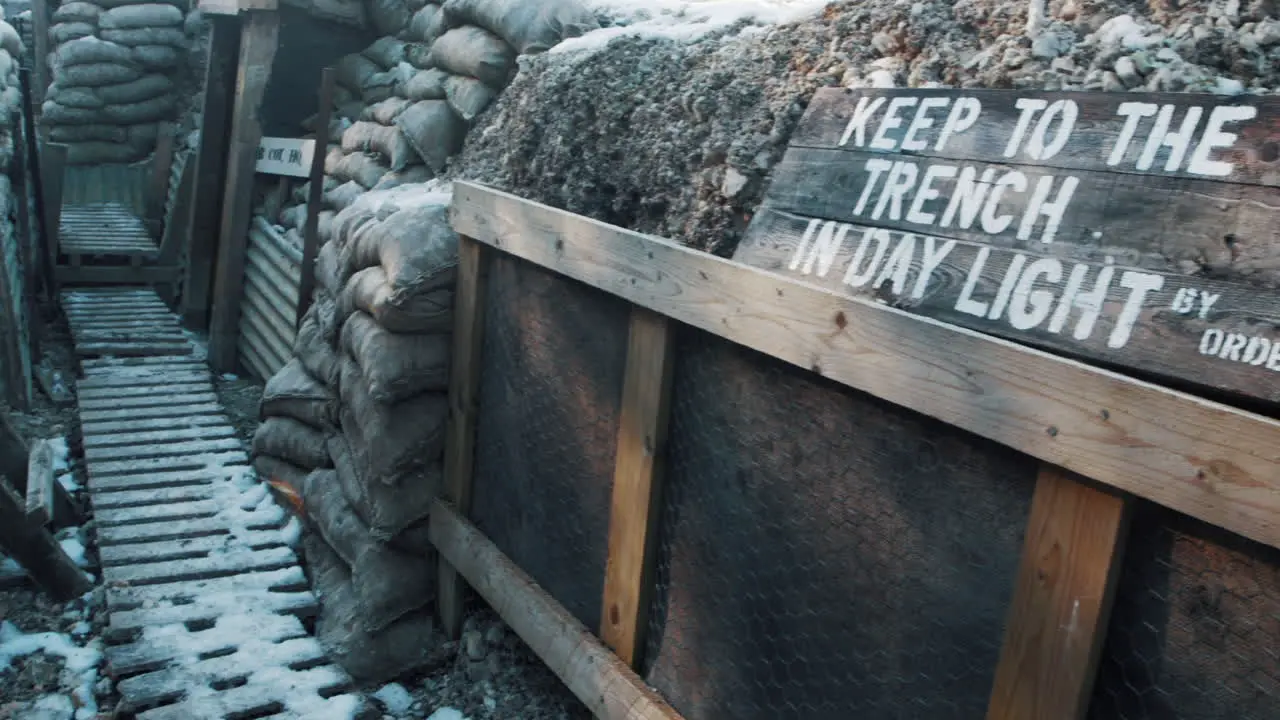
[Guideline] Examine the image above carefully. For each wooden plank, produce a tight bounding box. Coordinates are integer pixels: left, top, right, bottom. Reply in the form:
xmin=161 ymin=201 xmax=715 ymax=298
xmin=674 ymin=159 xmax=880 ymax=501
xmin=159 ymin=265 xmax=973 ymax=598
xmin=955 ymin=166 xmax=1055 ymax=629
xmin=450 ymin=182 xmax=1280 ymax=551
xmin=296 ymin=67 xmax=335 ymax=327
xmin=55 ymin=266 xmax=181 ymax=285
xmin=0 ymin=477 xmax=90 ymax=602
xmin=30 ymin=0 xmax=50 ymax=111
xmin=20 ymin=70 xmax=55 ymax=301
xmin=737 ymin=87 xmax=1280 ymax=406
xmin=437 ymin=234 xmax=490 ymax=640
xmin=41 ymin=142 xmax=67 ymax=299
xmin=987 ymin=465 xmax=1130 ymax=720
xmin=23 ymin=439 xmax=55 ymax=527
xmin=207 ymin=9 xmax=280 ymax=373
xmin=145 ymin=123 xmax=176 ymax=237
xmin=430 ymin=500 xmax=685 ymax=720
xmin=788 ymin=89 xmax=1280 ymax=186
xmin=182 ymin=16 xmax=242 ymax=329
xmin=600 ymin=308 xmax=675 ymax=669
xmin=10 ymin=104 xmax=40 ymax=364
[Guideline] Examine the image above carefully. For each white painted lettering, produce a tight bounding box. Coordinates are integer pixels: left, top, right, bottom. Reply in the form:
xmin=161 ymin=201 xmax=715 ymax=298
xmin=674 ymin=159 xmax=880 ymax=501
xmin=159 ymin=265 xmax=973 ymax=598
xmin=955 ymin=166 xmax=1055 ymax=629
xmin=911 ymin=237 xmax=955 ymax=299
xmin=1017 ymin=175 xmax=1080 ymax=244
xmin=853 ymin=158 xmax=895 ymax=216
xmin=987 ymin=254 xmax=1029 ymax=321
xmin=935 ymin=97 xmax=982 ymax=152
xmin=980 ymin=171 xmax=1028 ymax=235
xmin=801 ymin=221 xmax=852 ymax=278
xmin=871 ymin=161 xmax=919 ymax=221
xmin=1108 ymin=271 xmax=1164 ymax=349
xmin=1047 ymin=259 xmax=1115 ymax=341
xmin=1200 ymin=328 xmax=1225 ymax=355
xmin=843 ymin=228 xmax=890 ymax=288
xmin=940 ymin=167 xmax=996 ymax=230
xmin=1026 ymin=100 xmax=1078 ymax=160
xmin=1108 ymin=102 xmax=1158 ymax=166
xmin=902 ymin=97 xmax=950 ymax=152
xmin=1268 ymin=341 xmax=1280 ymax=371
xmin=871 ymin=97 xmax=918 ymax=151
xmin=1137 ymin=104 xmax=1203 ymax=172
xmin=788 ymin=218 xmax=822 ymax=271
xmin=1188 ymin=105 xmax=1258 ymax=177
xmin=1170 ymin=287 xmax=1196 ymax=314
xmin=1008 ymin=257 xmax=1064 ymax=330
xmin=905 ymin=164 xmax=957 ymax=225
xmin=839 ymin=96 xmax=886 ymax=147
xmin=1219 ymin=332 xmax=1248 ymax=362
xmin=1197 ymin=291 xmax=1221 ymax=319
xmin=1004 ymin=98 xmax=1049 ymax=157
xmin=1243 ymin=337 xmax=1271 ymax=366
xmin=872 ymin=234 xmax=916 ymax=296
xmin=955 ymin=247 xmax=992 ymax=317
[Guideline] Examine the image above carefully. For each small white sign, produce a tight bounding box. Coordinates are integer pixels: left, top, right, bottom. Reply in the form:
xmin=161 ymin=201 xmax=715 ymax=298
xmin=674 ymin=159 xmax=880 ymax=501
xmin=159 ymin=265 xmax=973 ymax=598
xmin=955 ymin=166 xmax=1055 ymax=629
xmin=255 ymin=137 xmax=315 ymax=178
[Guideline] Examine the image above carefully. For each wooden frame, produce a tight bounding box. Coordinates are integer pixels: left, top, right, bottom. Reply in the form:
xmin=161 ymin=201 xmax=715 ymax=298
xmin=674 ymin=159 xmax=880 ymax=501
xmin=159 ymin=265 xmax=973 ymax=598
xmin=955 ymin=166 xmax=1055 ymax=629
xmin=295 ymin=67 xmax=336 ymax=327
xmin=441 ymin=180 xmax=1280 ymax=720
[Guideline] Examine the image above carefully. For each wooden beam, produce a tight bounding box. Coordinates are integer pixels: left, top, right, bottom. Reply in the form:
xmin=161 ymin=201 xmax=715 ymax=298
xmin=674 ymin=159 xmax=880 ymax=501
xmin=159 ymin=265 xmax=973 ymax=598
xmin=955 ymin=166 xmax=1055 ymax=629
xmin=24 ymin=439 xmax=55 ymax=527
xmin=0 ymin=415 xmax=80 ymax=528
xmin=54 ymin=265 xmax=182 ymax=285
xmin=40 ymin=142 xmax=67 ymax=300
xmin=438 ymin=234 xmax=490 ymax=639
xmin=987 ymin=465 xmax=1129 ymax=720
xmin=145 ymin=124 xmax=176 ymax=239
xmin=182 ymin=16 xmax=240 ymax=329
xmin=449 ymin=181 xmax=1280 ymax=552
xmin=19 ymin=70 xmax=54 ymax=301
xmin=207 ymin=9 xmax=280 ymax=372
xmin=0 ymin=476 xmax=89 ymax=602
xmin=30 ymin=0 xmax=50 ymax=111
xmin=430 ymin=500 xmax=685 ymax=720
xmin=296 ymin=67 xmax=336 ymax=327
xmin=9 ymin=107 xmax=39 ymax=363
xmin=600 ymin=308 xmax=675 ymax=669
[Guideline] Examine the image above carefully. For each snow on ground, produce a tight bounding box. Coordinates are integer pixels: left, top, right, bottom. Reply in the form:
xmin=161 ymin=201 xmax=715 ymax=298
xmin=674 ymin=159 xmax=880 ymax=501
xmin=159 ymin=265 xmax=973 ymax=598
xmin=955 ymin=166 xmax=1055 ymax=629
xmin=551 ymin=0 xmax=828 ymax=53
xmin=0 ymin=616 xmax=103 ymax=719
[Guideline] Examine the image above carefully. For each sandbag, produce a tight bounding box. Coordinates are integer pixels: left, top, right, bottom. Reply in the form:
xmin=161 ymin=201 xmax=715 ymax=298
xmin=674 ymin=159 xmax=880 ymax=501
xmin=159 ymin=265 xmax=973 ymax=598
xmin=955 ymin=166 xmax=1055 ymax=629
xmin=339 ymin=265 xmax=453 ymax=334
xmin=126 ymin=122 xmax=161 ymax=148
xmin=360 ymin=97 xmax=410 ymax=125
xmin=262 ymin=358 xmax=338 ymax=430
xmin=324 ymin=180 xmax=365 ymax=212
xmin=59 ymin=63 xmax=142 ymax=87
xmin=368 ymin=0 xmax=411 ymax=36
xmin=99 ymin=4 xmax=185 ymax=29
xmin=279 ymin=203 xmax=307 ymax=230
xmin=95 ymin=0 xmax=186 ymax=8
xmin=370 ymin=165 xmax=433 ymax=192
xmin=403 ymin=68 xmax=447 ymax=101
xmin=318 ymin=210 xmax=337 ymax=245
xmin=444 ymin=74 xmax=497 ymax=122
xmin=428 ymin=25 xmax=514 ymax=88
xmin=50 ymin=22 xmax=95 ymax=45
xmin=55 ymin=37 xmax=135 ymax=67
xmin=253 ymin=454 xmax=311 ymax=489
xmin=40 ymin=101 xmax=103 ymax=125
xmin=301 ymin=469 xmax=434 ymax=632
xmin=48 ymin=84 xmax=103 ymax=109
xmin=329 ymin=433 xmax=440 ymax=542
xmin=303 ymin=112 xmax=349 ymax=143
xmin=0 ymin=21 xmax=21 ymax=58
xmin=394 ymin=100 xmax=465 ymax=172
xmin=317 ymin=240 xmax=342 ymax=296
xmin=364 ymin=63 xmax=411 ymax=94
xmin=252 ymin=417 xmax=333 ymax=470
xmin=49 ymin=124 xmax=128 ymax=143
xmin=94 ymin=73 xmax=173 ymax=104
xmin=341 ymin=311 xmax=450 ymax=404
xmin=102 ymin=94 xmax=177 ymax=124
xmin=339 ymin=357 xmax=448 ymax=480
xmin=52 ymin=3 xmax=102 ymax=23
xmin=327 ymin=151 xmax=389 ymax=190
xmin=406 ymin=4 xmax=448 ymax=44
xmin=295 ymin=298 xmax=341 ymax=388
xmin=308 ymin=534 xmax=443 ymax=683
xmin=340 ymin=122 xmax=415 ymax=172
xmin=132 ymin=45 xmax=183 ymax=70
xmin=65 ymin=142 xmax=147 ymax=165
xmin=442 ymin=0 xmax=599 ymax=55
xmin=334 ymin=53 xmax=380 ymax=93
xmin=100 ymin=27 xmax=189 ymax=48
xmin=403 ymin=42 xmax=433 ymax=70
xmin=362 ymin=37 xmax=406 ymax=69
xmin=343 ymin=203 xmax=459 ymax=303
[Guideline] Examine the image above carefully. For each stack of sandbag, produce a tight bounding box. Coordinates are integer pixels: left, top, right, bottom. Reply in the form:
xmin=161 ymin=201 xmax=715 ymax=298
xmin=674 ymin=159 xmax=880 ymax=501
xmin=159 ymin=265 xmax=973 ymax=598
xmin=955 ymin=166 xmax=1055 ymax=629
xmin=43 ymin=0 xmax=193 ymax=164
xmin=276 ymin=184 xmax=457 ymax=682
xmin=0 ymin=19 xmax=24 ymax=200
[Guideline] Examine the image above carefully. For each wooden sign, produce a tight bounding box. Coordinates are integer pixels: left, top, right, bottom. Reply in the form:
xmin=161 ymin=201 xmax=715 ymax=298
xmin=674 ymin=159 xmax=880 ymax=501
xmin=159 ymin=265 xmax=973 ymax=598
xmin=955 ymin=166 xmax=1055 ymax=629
xmin=254 ymin=136 xmax=314 ymax=178
xmin=736 ymin=89 xmax=1280 ymax=404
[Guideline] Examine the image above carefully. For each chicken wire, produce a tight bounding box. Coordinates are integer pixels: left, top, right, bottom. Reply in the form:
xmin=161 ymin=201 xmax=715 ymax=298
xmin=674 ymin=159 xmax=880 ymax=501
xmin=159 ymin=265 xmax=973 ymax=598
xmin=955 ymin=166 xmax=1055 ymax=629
xmin=1088 ymin=502 xmax=1280 ymax=720
xmin=468 ymin=253 xmax=631 ymax=632
xmin=640 ymin=327 xmax=1038 ymax=720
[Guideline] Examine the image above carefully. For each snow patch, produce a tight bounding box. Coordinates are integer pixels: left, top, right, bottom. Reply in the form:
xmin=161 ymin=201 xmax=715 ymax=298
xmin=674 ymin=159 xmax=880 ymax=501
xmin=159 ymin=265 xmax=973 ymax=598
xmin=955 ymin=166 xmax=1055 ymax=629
xmin=374 ymin=683 xmax=415 ymax=715
xmin=552 ymin=0 xmax=828 ymax=53
xmin=427 ymin=708 xmax=467 ymax=720
xmin=0 ymin=622 xmax=103 ymax=719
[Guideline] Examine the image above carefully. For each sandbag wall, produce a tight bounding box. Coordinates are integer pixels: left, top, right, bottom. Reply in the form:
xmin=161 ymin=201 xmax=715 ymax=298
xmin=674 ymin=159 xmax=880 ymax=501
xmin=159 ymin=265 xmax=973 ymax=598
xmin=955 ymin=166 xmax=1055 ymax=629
xmin=0 ymin=17 xmax=30 ymax=403
xmin=251 ymin=185 xmax=458 ymax=683
xmin=42 ymin=0 xmax=197 ymax=164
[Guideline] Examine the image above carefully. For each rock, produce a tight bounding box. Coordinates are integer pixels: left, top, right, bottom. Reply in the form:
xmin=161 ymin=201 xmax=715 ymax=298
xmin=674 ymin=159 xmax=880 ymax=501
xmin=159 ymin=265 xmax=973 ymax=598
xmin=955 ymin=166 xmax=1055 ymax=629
xmin=1030 ymin=33 xmax=1066 ymax=59
xmin=462 ymin=629 xmax=486 ymax=660
xmin=483 ymin=623 xmax=505 ymax=647
xmin=722 ymin=168 xmax=749 ymax=199
xmin=373 ymin=683 xmax=414 ymax=716
xmin=1113 ymin=56 xmax=1141 ymax=87
xmin=1101 ymin=70 xmax=1126 ymax=91
xmin=1256 ymin=17 xmax=1280 ymax=46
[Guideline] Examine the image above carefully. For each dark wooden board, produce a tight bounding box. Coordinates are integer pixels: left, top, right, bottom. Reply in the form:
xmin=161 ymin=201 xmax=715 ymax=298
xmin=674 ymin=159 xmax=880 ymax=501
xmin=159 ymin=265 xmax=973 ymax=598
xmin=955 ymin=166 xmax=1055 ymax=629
xmin=737 ymin=88 xmax=1280 ymax=405
xmin=790 ymin=89 xmax=1280 ymax=187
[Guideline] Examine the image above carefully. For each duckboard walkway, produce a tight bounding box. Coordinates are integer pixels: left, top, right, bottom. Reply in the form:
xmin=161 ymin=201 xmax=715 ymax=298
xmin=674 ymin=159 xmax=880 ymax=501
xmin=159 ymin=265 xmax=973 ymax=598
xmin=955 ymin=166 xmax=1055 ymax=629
xmin=66 ymin=287 xmax=360 ymax=718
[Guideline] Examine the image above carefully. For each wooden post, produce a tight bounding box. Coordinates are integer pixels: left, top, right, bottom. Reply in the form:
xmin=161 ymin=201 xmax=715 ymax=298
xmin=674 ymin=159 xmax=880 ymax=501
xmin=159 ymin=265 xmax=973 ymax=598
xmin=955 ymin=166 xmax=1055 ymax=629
xmin=600 ymin=308 xmax=675 ymax=669
xmin=0 ymin=414 xmax=79 ymax=527
xmin=24 ymin=439 xmax=55 ymax=527
xmin=0 ymin=209 xmax=32 ymax=411
xmin=39 ymin=142 xmax=66 ymax=301
xmin=430 ymin=500 xmax=685 ymax=720
xmin=296 ymin=67 xmax=335 ymax=327
xmin=206 ymin=9 xmax=280 ymax=373
xmin=145 ymin=124 xmax=176 ymax=239
xmin=30 ymin=0 xmax=50 ymax=112
xmin=986 ymin=465 xmax=1130 ymax=720
xmin=0 ymin=476 xmax=90 ymax=602
xmin=181 ymin=15 xmax=240 ymax=329
xmin=19 ymin=69 xmax=53 ymax=301
xmin=438 ymin=235 xmax=490 ymax=639
xmin=9 ymin=108 xmax=38 ymax=363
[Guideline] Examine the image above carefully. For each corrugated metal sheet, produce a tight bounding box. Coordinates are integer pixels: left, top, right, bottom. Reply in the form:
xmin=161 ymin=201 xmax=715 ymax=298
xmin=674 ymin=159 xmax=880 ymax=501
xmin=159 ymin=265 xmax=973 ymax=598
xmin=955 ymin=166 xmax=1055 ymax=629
xmin=238 ymin=215 xmax=302 ymax=382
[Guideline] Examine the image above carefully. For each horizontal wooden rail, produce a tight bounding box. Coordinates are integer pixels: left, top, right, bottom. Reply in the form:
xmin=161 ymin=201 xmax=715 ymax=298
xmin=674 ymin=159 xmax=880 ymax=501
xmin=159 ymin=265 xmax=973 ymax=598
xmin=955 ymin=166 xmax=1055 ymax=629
xmin=449 ymin=181 xmax=1280 ymax=552
xmin=429 ymin=499 xmax=685 ymax=720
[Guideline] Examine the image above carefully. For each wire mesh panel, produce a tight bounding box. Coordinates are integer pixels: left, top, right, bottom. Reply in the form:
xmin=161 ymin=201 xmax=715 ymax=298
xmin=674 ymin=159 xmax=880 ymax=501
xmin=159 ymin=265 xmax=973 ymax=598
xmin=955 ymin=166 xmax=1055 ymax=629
xmin=642 ymin=327 xmax=1038 ymax=720
xmin=1089 ymin=502 xmax=1280 ymax=720
xmin=469 ymin=254 xmax=631 ymax=631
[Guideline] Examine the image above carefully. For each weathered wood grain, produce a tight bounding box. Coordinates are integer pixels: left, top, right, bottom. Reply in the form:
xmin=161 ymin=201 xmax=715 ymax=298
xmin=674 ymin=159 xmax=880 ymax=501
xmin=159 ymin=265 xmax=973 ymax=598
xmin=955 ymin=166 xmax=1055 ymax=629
xmin=0 ymin=476 xmax=89 ymax=602
xmin=24 ymin=439 xmax=55 ymax=526
xmin=450 ymin=181 xmax=1280 ymax=551
xmin=987 ymin=466 xmax=1129 ymax=720
xmin=737 ymin=207 xmax=1280 ymax=403
xmin=297 ymin=67 xmax=336 ymax=327
xmin=791 ymin=88 xmax=1280 ymax=187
